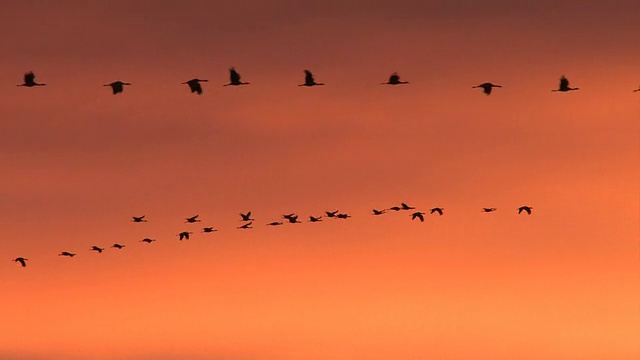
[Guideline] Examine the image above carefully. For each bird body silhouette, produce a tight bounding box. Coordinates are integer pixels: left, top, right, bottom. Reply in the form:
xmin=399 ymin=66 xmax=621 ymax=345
xmin=430 ymin=207 xmax=444 ymax=216
xmin=286 ymin=215 xmax=301 ymax=224
xmin=112 ymin=243 xmax=125 ymax=249
xmin=224 ymin=67 xmax=250 ymax=86
xmin=59 ymin=251 xmax=75 ymax=257
xmin=634 ymin=86 xmax=640 ymax=92
xmin=517 ymin=206 xmax=533 ymax=215
xmin=336 ymin=213 xmax=351 ymax=219
xmin=183 ymin=78 xmax=208 ymax=94
xmin=240 ymin=212 xmax=254 ymax=221
xmin=382 ymin=72 xmax=409 ymax=85
xmin=372 ymin=209 xmax=386 ymax=215
xmin=388 ymin=206 xmax=402 ymax=211
xmin=17 ymin=71 xmax=46 ymax=87
xmin=238 ymin=222 xmax=253 ymax=229
xmin=552 ymin=76 xmax=579 ymax=92
xmin=178 ymin=231 xmax=193 ymax=240
xmin=267 ymin=221 xmax=284 ymax=226
xmin=185 ymin=215 xmax=201 ymax=223
xmin=482 ymin=208 xmax=497 ymax=213
xmin=299 ymin=70 xmax=325 ymax=86
xmin=141 ymin=238 xmax=156 ymax=243
xmin=203 ymin=227 xmax=217 ymax=233
xmin=411 ymin=212 xmax=425 ymax=222
xmin=13 ymin=257 xmax=28 ymax=267
xmin=309 ymin=215 xmax=322 ymax=222
xmin=400 ymin=203 xmax=415 ymax=210
xmin=473 ymin=82 xmax=502 ymax=95
xmin=104 ymin=81 xmax=131 ymax=94
xmin=132 ymin=215 xmax=147 ymax=223
xmin=325 ymin=210 xmax=339 ymax=218
xmin=90 ymin=246 xmax=104 ymax=253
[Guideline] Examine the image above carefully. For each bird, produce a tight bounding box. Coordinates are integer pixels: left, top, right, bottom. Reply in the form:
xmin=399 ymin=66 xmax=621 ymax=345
xmin=132 ymin=215 xmax=147 ymax=223
xmin=634 ymin=86 xmax=640 ymax=92
xmin=238 ymin=222 xmax=253 ymax=229
xmin=182 ymin=78 xmax=208 ymax=94
xmin=286 ymin=215 xmax=301 ymax=224
xmin=141 ymin=238 xmax=156 ymax=243
xmin=387 ymin=206 xmax=402 ymax=211
xmin=472 ymin=82 xmax=502 ymax=95
xmin=517 ymin=206 xmax=533 ymax=215
xmin=185 ymin=215 xmax=201 ymax=223
xmin=282 ymin=213 xmax=297 ymax=221
xmin=299 ymin=70 xmax=325 ymax=86
xmin=382 ymin=72 xmax=409 ymax=85
xmin=202 ymin=227 xmax=217 ymax=233
xmin=112 ymin=243 xmax=125 ymax=249
xmin=325 ymin=210 xmax=339 ymax=218
xmin=411 ymin=212 xmax=425 ymax=222
xmin=240 ymin=212 xmax=254 ymax=221
xmin=309 ymin=215 xmax=323 ymax=222
xmin=58 ymin=251 xmax=76 ymax=257
xmin=482 ymin=208 xmax=497 ymax=213
xmin=17 ymin=71 xmax=46 ymax=87
xmin=90 ymin=246 xmax=104 ymax=253
xmin=372 ymin=209 xmax=386 ymax=215
xmin=400 ymin=203 xmax=415 ymax=210
xmin=336 ymin=213 xmax=351 ymax=219
xmin=104 ymin=81 xmax=131 ymax=95
xmin=267 ymin=221 xmax=284 ymax=226
xmin=224 ymin=67 xmax=250 ymax=86
xmin=430 ymin=207 xmax=444 ymax=216
xmin=178 ymin=231 xmax=193 ymax=241
xmin=552 ymin=75 xmax=579 ymax=92
xmin=13 ymin=257 xmax=28 ymax=267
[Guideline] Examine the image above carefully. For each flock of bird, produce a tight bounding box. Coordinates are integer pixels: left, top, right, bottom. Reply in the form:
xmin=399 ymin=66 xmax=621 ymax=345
xmin=11 ymin=205 xmax=534 ymax=267
xmin=16 ymin=69 xmax=640 ymax=95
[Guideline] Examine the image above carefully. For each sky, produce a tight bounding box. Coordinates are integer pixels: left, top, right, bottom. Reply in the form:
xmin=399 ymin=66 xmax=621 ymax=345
xmin=0 ymin=1 xmax=639 ymax=359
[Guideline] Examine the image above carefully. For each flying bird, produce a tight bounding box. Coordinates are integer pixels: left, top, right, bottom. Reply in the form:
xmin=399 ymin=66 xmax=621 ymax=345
xmin=430 ymin=207 xmax=444 ymax=216
xmin=517 ymin=206 xmax=533 ymax=215
xmin=104 ymin=81 xmax=131 ymax=94
xmin=299 ymin=70 xmax=325 ymax=86
xmin=141 ymin=238 xmax=156 ymax=243
xmin=224 ymin=67 xmax=250 ymax=86
xmin=382 ymin=72 xmax=409 ymax=85
xmin=388 ymin=206 xmax=402 ymax=211
xmin=286 ymin=215 xmax=301 ymax=224
xmin=411 ymin=212 xmax=425 ymax=222
xmin=13 ymin=257 xmax=28 ymax=267
xmin=552 ymin=75 xmax=579 ymax=92
xmin=309 ymin=215 xmax=323 ymax=222
xmin=132 ymin=216 xmax=147 ymax=223
xmin=90 ymin=246 xmax=104 ymax=253
xmin=202 ymin=227 xmax=217 ymax=233
xmin=482 ymin=208 xmax=497 ymax=213
xmin=240 ymin=212 xmax=254 ymax=221
xmin=17 ymin=71 xmax=46 ymax=87
xmin=336 ymin=213 xmax=351 ymax=219
xmin=59 ymin=251 xmax=76 ymax=257
xmin=185 ymin=215 xmax=201 ymax=223
xmin=238 ymin=222 xmax=253 ymax=229
xmin=182 ymin=78 xmax=208 ymax=94
xmin=282 ymin=213 xmax=297 ymax=221
xmin=472 ymin=82 xmax=502 ymax=95
xmin=325 ymin=210 xmax=339 ymax=218
xmin=178 ymin=231 xmax=193 ymax=240
xmin=401 ymin=203 xmax=415 ymax=210
xmin=267 ymin=221 xmax=284 ymax=226
xmin=634 ymin=86 xmax=640 ymax=92
xmin=112 ymin=243 xmax=125 ymax=249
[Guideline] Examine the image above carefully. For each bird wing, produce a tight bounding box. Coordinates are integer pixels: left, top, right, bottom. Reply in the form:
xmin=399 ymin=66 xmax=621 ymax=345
xmin=230 ymin=68 xmax=241 ymax=83
xmin=560 ymin=76 xmax=569 ymax=89
xmin=389 ymin=73 xmax=399 ymax=83
xmin=305 ymin=71 xmax=314 ymax=84
xmin=24 ymin=72 xmax=35 ymax=83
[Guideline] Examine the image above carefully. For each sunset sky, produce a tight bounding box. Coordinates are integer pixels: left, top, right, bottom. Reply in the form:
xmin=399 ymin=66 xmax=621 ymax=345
xmin=1 ymin=1 xmax=639 ymax=359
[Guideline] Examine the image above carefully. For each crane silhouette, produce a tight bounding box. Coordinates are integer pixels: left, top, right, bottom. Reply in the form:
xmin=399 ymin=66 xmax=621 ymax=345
xmin=17 ymin=71 xmax=46 ymax=87
xmin=411 ymin=212 xmax=425 ymax=222
xmin=400 ymin=203 xmax=415 ymax=210
xmin=309 ymin=215 xmax=323 ymax=222
xmin=382 ymin=72 xmax=409 ymax=85
xmin=282 ymin=213 xmax=297 ymax=221
xmin=482 ymin=208 xmax=497 ymax=213
xmin=131 ymin=215 xmax=147 ymax=223
xmin=58 ymin=251 xmax=76 ymax=257
xmin=430 ymin=207 xmax=444 ymax=216
xmin=178 ymin=231 xmax=193 ymax=240
xmin=634 ymin=86 xmax=640 ymax=92
xmin=372 ymin=209 xmax=386 ymax=215
xmin=552 ymin=76 xmax=579 ymax=92
xmin=202 ymin=227 xmax=217 ymax=233
xmin=336 ymin=213 xmax=351 ymax=219
xmin=286 ymin=215 xmax=301 ymax=224
xmin=473 ymin=82 xmax=502 ymax=95
xmin=240 ymin=212 xmax=254 ymax=221
xmin=90 ymin=246 xmax=104 ymax=253
xmin=185 ymin=215 xmax=201 ymax=223
xmin=141 ymin=238 xmax=156 ymax=243
xmin=267 ymin=221 xmax=284 ymax=226
xmin=104 ymin=81 xmax=131 ymax=94
xmin=517 ymin=206 xmax=533 ymax=215
xmin=224 ymin=67 xmax=250 ymax=86
xmin=13 ymin=257 xmax=28 ymax=267
xmin=299 ymin=70 xmax=325 ymax=86
xmin=325 ymin=210 xmax=339 ymax=218
xmin=237 ymin=222 xmax=253 ymax=229
xmin=112 ymin=243 xmax=125 ymax=249
xmin=388 ymin=206 xmax=402 ymax=211
xmin=182 ymin=78 xmax=208 ymax=94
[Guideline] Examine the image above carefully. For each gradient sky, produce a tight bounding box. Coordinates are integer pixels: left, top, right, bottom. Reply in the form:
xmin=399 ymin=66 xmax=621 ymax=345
xmin=1 ymin=1 xmax=639 ymax=359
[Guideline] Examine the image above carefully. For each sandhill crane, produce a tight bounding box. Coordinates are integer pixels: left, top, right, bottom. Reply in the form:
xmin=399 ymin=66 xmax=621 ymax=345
xmin=182 ymin=78 xmax=208 ymax=94
xmin=132 ymin=215 xmax=147 ymax=223
xmin=203 ymin=227 xmax=217 ymax=233
xmin=634 ymin=86 xmax=640 ymax=92
xmin=17 ymin=71 xmax=46 ymax=87
xmin=299 ymin=70 xmax=325 ymax=86
xmin=411 ymin=212 xmax=425 ymax=222
xmin=325 ymin=210 xmax=339 ymax=218
xmin=309 ymin=215 xmax=323 ymax=222
xmin=104 ymin=81 xmax=131 ymax=94
xmin=473 ymin=82 xmax=502 ymax=95
xmin=90 ymin=246 xmax=104 ymax=253
xmin=224 ymin=67 xmax=250 ymax=86
xmin=382 ymin=72 xmax=409 ymax=85
xmin=282 ymin=213 xmax=297 ymax=221
xmin=178 ymin=231 xmax=192 ymax=240
xmin=240 ymin=212 xmax=254 ymax=221
xmin=517 ymin=206 xmax=533 ymax=215
xmin=59 ymin=251 xmax=75 ymax=257
xmin=238 ymin=222 xmax=253 ymax=229
xmin=336 ymin=213 xmax=351 ymax=219
xmin=141 ymin=238 xmax=156 ymax=243
xmin=372 ymin=209 xmax=386 ymax=215
xmin=286 ymin=215 xmax=301 ymax=224
xmin=552 ymin=76 xmax=579 ymax=92
xmin=112 ymin=243 xmax=125 ymax=249
xmin=388 ymin=206 xmax=402 ymax=211
xmin=267 ymin=221 xmax=284 ymax=226
xmin=401 ymin=203 xmax=415 ymax=210
xmin=482 ymin=208 xmax=497 ymax=213
xmin=13 ymin=257 xmax=28 ymax=267
xmin=430 ymin=207 xmax=444 ymax=216
xmin=185 ymin=215 xmax=201 ymax=223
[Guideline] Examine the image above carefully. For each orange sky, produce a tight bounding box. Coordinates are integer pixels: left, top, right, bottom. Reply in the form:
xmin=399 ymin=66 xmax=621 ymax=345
xmin=1 ymin=1 xmax=639 ymax=359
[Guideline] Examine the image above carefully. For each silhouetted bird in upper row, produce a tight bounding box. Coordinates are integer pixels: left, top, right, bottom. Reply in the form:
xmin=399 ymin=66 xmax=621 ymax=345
xmin=552 ymin=76 xmax=579 ymax=92
xmin=372 ymin=209 xmax=386 ymax=215
xmin=132 ymin=215 xmax=147 ymax=223
xmin=183 ymin=78 xmax=208 ymax=94
xmin=59 ymin=251 xmax=75 ymax=257
xmin=224 ymin=67 xmax=250 ymax=86
xmin=309 ymin=216 xmax=322 ymax=222
xmin=473 ymin=82 xmax=502 ymax=95
xmin=112 ymin=243 xmax=125 ymax=249
xmin=482 ymin=208 xmax=497 ymax=213
xmin=203 ymin=227 xmax=217 ymax=233
xmin=17 ymin=72 xmax=45 ymax=87
xmin=90 ymin=246 xmax=104 ymax=253
xmin=13 ymin=257 xmax=28 ymax=267
xmin=240 ymin=212 xmax=254 ymax=221
xmin=411 ymin=212 xmax=426 ymax=222
xmin=178 ymin=231 xmax=192 ymax=240
xmin=141 ymin=238 xmax=156 ymax=243
xmin=185 ymin=215 xmax=201 ymax=223
xmin=517 ymin=206 xmax=533 ymax=215
xmin=382 ymin=72 xmax=409 ymax=85
xmin=325 ymin=210 xmax=339 ymax=218
xmin=430 ymin=207 xmax=444 ymax=216
xmin=104 ymin=81 xmax=131 ymax=94
xmin=238 ymin=222 xmax=253 ymax=229
xmin=300 ymin=70 xmax=325 ymax=86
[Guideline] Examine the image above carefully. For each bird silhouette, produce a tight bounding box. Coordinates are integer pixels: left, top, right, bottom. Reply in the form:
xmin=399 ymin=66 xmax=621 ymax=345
xmin=411 ymin=212 xmax=425 ymax=222
xmin=634 ymin=86 xmax=640 ymax=92
xmin=112 ymin=243 xmax=125 ymax=249
xmin=382 ymin=72 xmax=409 ymax=85
xmin=17 ymin=71 xmax=46 ymax=87
xmin=267 ymin=221 xmax=284 ymax=226
xmin=58 ymin=251 xmax=76 ymax=257
xmin=517 ymin=206 xmax=533 ymax=215
xmin=178 ymin=231 xmax=193 ymax=240
xmin=141 ymin=238 xmax=156 ymax=243
xmin=132 ymin=215 xmax=147 ymax=223
xmin=202 ymin=227 xmax=217 ymax=233
xmin=336 ymin=213 xmax=351 ymax=219
xmin=473 ymin=82 xmax=502 ymax=95
xmin=237 ymin=222 xmax=253 ymax=229
xmin=482 ymin=208 xmax=497 ymax=213
xmin=325 ymin=210 xmax=339 ymax=218
xmin=286 ymin=215 xmax=301 ymax=224
xmin=240 ymin=212 xmax=254 ymax=221
xmin=182 ymin=78 xmax=208 ymax=94
xmin=282 ymin=213 xmax=297 ymax=221
xmin=185 ymin=215 xmax=201 ymax=223
xmin=388 ymin=206 xmax=402 ymax=211
xmin=299 ymin=70 xmax=325 ymax=86
xmin=104 ymin=81 xmax=131 ymax=94
xmin=372 ymin=209 xmax=386 ymax=215
xmin=90 ymin=246 xmax=104 ymax=253
xmin=552 ymin=76 xmax=579 ymax=92
xmin=401 ymin=203 xmax=415 ymax=210
xmin=13 ymin=257 xmax=28 ymax=267
xmin=309 ymin=215 xmax=323 ymax=222
xmin=430 ymin=207 xmax=444 ymax=216
xmin=224 ymin=67 xmax=250 ymax=86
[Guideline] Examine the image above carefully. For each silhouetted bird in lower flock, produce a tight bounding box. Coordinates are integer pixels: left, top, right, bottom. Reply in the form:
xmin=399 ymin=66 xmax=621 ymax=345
xmin=482 ymin=208 xmax=497 ymax=213
xmin=112 ymin=243 xmax=125 ymax=249
xmin=309 ymin=215 xmax=322 ymax=222
xmin=203 ymin=227 xmax=217 ymax=233
xmin=382 ymin=72 xmax=409 ymax=85
xmin=224 ymin=67 xmax=250 ymax=86
xmin=182 ymin=78 xmax=208 ymax=94
xmin=411 ymin=212 xmax=425 ymax=222
xmin=473 ymin=82 xmax=502 ymax=95
xmin=185 ymin=215 xmax=201 ymax=223
xmin=13 ymin=257 xmax=28 ymax=267
xmin=90 ymin=246 xmax=104 ymax=253
xmin=267 ymin=221 xmax=284 ymax=226
xmin=401 ymin=203 xmax=415 ymax=210
xmin=240 ymin=212 xmax=254 ymax=221
xmin=552 ymin=76 xmax=579 ymax=92
xmin=299 ymin=70 xmax=324 ymax=86
xmin=17 ymin=71 xmax=45 ymax=87
xmin=325 ymin=210 xmax=339 ymax=218
xmin=132 ymin=215 xmax=147 ymax=223
xmin=336 ymin=213 xmax=351 ymax=219
xmin=286 ymin=215 xmax=301 ymax=224
xmin=178 ymin=231 xmax=193 ymax=240
xmin=141 ymin=238 xmax=156 ymax=243
xmin=388 ymin=206 xmax=402 ymax=211
xmin=238 ymin=222 xmax=253 ymax=229
xmin=104 ymin=81 xmax=131 ymax=94
xmin=282 ymin=213 xmax=297 ymax=221
xmin=59 ymin=251 xmax=75 ymax=257
xmin=372 ymin=209 xmax=386 ymax=215
xmin=430 ymin=207 xmax=444 ymax=216
xmin=517 ymin=206 xmax=533 ymax=215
